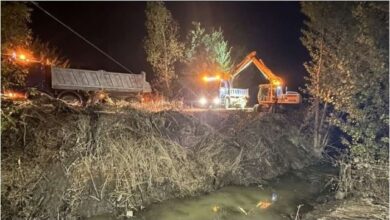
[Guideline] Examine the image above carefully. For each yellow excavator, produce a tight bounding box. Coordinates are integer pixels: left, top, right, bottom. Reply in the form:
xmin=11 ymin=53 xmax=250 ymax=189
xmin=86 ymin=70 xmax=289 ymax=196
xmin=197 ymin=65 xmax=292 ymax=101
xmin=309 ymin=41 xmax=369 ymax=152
xmin=227 ymin=51 xmax=301 ymax=111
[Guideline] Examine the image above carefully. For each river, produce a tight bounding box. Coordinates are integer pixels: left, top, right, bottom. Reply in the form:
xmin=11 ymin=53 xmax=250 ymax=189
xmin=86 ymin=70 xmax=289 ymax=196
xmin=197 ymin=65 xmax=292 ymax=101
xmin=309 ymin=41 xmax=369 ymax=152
xmin=89 ymin=164 xmax=335 ymax=220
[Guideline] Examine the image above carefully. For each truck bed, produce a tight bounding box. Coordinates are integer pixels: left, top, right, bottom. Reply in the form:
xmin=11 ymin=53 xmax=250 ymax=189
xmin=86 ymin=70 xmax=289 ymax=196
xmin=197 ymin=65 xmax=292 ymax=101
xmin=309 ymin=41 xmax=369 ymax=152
xmin=51 ymin=67 xmax=151 ymax=93
xmin=219 ymin=87 xmax=249 ymax=97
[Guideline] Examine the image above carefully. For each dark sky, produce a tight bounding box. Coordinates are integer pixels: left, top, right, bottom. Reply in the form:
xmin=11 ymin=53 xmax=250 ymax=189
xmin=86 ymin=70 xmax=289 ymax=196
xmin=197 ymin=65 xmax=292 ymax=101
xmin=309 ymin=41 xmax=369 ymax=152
xmin=30 ymin=1 xmax=309 ymax=91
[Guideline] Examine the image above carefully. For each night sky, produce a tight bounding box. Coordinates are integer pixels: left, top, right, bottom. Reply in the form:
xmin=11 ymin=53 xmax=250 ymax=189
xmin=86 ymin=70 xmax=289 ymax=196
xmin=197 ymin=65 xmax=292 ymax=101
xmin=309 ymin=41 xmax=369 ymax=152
xmin=30 ymin=1 xmax=310 ymax=94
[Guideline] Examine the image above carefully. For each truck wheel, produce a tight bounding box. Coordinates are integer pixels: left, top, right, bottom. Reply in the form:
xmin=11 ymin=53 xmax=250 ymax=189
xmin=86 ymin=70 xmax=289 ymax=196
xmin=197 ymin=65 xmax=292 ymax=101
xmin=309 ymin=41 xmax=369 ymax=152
xmin=255 ymin=104 xmax=270 ymax=113
xmin=224 ymin=98 xmax=230 ymax=109
xmin=58 ymin=92 xmax=82 ymax=106
xmin=240 ymin=102 xmax=246 ymax=109
xmin=268 ymin=104 xmax=275 ymax=113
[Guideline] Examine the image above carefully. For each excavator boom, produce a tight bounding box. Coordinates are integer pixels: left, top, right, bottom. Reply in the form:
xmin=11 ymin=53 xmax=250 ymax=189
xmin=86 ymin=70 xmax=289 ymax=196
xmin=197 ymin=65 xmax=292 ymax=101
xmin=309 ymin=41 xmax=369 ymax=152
xmin=230 ymin=51 xmax=283 ymax=87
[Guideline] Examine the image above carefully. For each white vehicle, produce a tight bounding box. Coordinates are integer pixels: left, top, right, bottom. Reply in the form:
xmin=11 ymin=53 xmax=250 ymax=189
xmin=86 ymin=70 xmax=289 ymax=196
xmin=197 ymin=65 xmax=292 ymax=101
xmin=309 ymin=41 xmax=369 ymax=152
xmin=198 ymin=75 xmax=248 ymax=109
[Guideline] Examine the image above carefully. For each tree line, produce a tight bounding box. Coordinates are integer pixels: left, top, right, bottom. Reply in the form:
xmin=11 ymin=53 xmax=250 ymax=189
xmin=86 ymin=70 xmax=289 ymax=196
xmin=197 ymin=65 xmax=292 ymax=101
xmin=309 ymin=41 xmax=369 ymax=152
xmin=144 ymin=2 xmax=234 ymax=99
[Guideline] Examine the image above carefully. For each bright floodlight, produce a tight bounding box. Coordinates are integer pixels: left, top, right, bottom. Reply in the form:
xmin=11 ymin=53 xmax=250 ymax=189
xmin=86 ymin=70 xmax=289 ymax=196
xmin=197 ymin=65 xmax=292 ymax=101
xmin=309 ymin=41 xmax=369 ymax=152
xmin=272 ymin=80 xmax=281 ymax=86
xmin=199 ymin=97 xmax=207 ymax=105
xmin=203 ymin=75 xmax=221 ymax=82
xmin=213 ymin=97 xmax=220 ymax=104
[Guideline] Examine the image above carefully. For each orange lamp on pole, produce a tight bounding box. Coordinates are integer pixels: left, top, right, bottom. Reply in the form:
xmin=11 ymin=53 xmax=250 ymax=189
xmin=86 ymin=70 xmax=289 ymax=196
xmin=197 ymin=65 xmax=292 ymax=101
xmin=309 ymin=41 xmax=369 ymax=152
xmin=18 ymin=53 xmax=27 ymax=61
xmin=8 ymin=49 xmax=37 ymax=63
xmin=15 ymin=52 xmax=33 ymax=63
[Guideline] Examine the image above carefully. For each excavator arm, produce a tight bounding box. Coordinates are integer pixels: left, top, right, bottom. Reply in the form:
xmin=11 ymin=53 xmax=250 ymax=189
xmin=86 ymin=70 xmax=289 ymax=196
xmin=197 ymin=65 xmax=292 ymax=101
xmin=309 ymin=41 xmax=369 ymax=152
xmin=230 ymin=51 xmax=283 ymax=87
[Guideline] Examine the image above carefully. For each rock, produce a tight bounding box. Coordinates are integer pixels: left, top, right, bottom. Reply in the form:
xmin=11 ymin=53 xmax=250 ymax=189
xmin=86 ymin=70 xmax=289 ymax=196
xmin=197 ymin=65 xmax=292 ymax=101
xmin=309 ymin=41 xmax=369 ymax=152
xmin=315 ymin=195 xmax=328 ymax=203
xmin=335 ymin=191 xmax=345 ymax=200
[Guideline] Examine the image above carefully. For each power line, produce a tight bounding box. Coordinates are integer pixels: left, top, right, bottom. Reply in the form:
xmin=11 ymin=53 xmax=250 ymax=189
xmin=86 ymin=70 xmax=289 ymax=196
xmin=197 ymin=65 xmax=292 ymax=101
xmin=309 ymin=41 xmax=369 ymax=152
xmin=31 ymin=1 xmax=135 ymax=74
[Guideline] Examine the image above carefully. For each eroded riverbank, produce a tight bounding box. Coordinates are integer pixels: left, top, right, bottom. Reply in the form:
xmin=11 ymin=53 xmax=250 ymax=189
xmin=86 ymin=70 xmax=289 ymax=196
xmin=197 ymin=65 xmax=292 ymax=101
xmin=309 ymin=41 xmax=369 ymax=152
xmin=2 ymin=101 xmax=317 ymax=219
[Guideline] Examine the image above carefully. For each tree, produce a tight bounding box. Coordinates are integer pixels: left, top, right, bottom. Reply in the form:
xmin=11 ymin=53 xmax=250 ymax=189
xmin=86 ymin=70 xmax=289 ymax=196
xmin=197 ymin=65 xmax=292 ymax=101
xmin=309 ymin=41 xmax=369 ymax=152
xmin=1 ymin=2 xmax=32 ymax=89
xmin=300 ymin=3 xmax=337 ymax=157
xmin=185 ymin=22 xmax=233 ymax=76
xmin=31 ymin=38 xmax=70 ymax=68
xmin=144 ymin=2 xmax=184 ymax=97
xmin=301 ymin=2 xmax=389 ymax=196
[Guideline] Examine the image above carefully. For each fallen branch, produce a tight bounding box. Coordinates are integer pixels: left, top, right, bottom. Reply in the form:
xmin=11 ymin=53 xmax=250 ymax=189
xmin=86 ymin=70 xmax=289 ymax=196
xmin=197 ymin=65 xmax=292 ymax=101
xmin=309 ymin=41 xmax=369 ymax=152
xmin=295 ymin=204 xmax=304 ymax=220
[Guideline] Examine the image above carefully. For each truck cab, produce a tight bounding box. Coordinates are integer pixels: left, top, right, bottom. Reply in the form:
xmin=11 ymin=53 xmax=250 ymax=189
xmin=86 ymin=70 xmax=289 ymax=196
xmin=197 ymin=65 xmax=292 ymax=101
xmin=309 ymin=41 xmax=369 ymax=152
xmin=197 ymin=76 xmax=221 ymax=108
xmin=197 ymin=74 xmax=248 ymax=109
xmin=219 ymin=80 xmax=248 ymax=109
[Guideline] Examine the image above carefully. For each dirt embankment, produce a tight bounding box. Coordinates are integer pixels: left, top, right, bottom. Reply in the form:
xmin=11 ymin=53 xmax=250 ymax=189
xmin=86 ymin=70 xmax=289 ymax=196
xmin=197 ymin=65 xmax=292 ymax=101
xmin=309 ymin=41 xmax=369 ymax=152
xmin=1 ymin=102 xmax=316 ymax=219
xmin=303 ymin=197 xmax=389 ymax=220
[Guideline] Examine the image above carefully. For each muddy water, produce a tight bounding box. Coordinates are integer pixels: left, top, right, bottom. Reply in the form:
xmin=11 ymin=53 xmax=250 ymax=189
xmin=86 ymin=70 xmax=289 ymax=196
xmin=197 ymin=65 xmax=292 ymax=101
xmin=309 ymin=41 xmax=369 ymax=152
xmin=90 ymin=165 xmax=333 ymax=220
xmin=138 ymin=175 xmax=314 ymax=220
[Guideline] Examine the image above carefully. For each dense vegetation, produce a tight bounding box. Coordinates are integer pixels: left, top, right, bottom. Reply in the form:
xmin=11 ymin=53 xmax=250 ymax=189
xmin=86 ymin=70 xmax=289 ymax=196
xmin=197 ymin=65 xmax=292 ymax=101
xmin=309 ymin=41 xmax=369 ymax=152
xmin=1 ymin=2 xmax=69 ymax=90
xmin=301 ymin=1 xmax=389 ymax=200
xmin=1 ymin=2 xmax=32 ymax=89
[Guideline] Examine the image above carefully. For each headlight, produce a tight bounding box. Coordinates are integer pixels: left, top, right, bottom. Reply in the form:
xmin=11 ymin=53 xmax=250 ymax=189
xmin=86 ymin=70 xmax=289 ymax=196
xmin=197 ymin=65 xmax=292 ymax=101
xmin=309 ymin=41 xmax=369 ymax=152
xmin=199 ymin=97 xmax=207 ymax=105
xmin=98 ymin=93 xmax=106 ymax=100
xmin=213 ymin=97 xmax=220 ymax=104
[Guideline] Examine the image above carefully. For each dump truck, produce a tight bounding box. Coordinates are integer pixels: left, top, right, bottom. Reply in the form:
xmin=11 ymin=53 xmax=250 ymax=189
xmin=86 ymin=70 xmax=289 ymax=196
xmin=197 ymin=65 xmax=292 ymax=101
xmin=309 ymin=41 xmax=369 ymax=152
xmin=6 ymin=64 xmax=152 ymax=105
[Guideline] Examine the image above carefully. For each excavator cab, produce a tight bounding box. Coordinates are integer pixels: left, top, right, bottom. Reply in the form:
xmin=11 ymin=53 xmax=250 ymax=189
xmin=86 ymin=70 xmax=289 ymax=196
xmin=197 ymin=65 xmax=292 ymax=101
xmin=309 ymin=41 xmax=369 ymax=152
xmin=258 ymin=84 xmax=301 ymax=105
xmin=258 ymin=84 xmax=279 ymax=104
xmin=258 ymin=84 xmax=271 ymax=103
